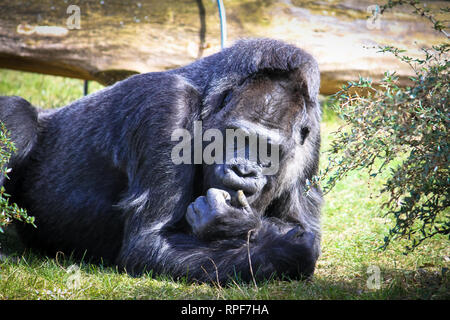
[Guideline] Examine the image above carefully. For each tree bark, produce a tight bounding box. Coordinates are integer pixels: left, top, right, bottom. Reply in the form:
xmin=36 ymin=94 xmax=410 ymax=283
xmin=0 ymin=0 xmax=446 ymax=93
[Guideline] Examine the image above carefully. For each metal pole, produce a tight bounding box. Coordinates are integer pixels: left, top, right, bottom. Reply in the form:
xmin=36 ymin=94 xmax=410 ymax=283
xmin=83 ymin=80 xmax=89 ymax=96
xmin=216 ymin=0 xmax=227 ymax=49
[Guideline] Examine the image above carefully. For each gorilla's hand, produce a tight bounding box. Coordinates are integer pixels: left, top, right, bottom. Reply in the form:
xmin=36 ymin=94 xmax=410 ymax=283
xmin=186 ymin=188 xmax=257 ymax=240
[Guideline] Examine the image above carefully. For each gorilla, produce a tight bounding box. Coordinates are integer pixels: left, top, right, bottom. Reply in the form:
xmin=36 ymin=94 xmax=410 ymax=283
xmin=0 ymin=38 xmax=322 ymax=284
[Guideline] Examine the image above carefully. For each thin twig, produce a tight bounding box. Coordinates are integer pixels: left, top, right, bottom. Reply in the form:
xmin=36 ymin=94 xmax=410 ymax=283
xmin=247 ymin=229 xmax=258 ymax=290
xmin=409 ymin=2 xmax=449 ymax=39
xmin=201 ymin=257 xmax=223 ymax=297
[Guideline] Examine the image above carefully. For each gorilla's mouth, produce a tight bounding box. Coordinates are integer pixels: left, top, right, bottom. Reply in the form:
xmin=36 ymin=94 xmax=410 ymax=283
xmin=211 ymin=161 xmax=267 ymax=204
xmin=222 ymin=166 xmax=266 ymax=195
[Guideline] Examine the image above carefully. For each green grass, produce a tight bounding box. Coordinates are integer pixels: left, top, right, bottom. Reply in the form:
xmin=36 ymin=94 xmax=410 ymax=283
xmin=0 ymin=69 xmax=448 ymax=300
xmin=0 ymin=69 xmax=104 ymax=109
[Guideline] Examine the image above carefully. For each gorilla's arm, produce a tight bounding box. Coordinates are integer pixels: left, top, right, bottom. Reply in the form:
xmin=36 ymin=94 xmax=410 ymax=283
xmin=118 ymin=195 xmax=316 ymax=283
xmin=116 ymin=142 xmax=316 ymax=282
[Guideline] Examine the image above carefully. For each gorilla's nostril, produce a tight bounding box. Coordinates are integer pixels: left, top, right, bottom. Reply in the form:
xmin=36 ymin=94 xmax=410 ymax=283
xmin=220 ymin=162 xmax=267 ymax=197
xmin=231 ymin=164 xmax=258 ymax=178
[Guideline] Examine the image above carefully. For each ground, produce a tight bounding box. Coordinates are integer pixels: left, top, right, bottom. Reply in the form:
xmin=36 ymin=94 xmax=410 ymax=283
xmin=0 ymin=69 xmax=448 ymax=300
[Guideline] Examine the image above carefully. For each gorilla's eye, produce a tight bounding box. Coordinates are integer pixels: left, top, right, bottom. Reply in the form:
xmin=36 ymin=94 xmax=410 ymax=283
xmin=300 ymin=127 xmax=310 ymax=145
xmin=219 ymin=89 xmax=233 ymax=108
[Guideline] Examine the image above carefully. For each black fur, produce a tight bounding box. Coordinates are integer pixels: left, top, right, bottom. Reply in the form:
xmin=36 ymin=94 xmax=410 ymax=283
xmin=1 ymin=39 xmax=322 ymax=283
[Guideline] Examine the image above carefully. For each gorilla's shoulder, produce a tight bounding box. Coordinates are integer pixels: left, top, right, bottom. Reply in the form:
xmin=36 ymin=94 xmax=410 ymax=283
xmin=120 ymin=72 xmax=199 ymax=91
xmin=56 ymin=72 xmax=201 ymax=118
xmin=111 ymin=72 xmax=201 ymax=111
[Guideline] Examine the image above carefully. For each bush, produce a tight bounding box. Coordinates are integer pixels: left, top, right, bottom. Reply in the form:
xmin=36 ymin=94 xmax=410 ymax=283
xmin=319 ymin=0 xmax=449 ymax=251
xmin=0 ymin=122 xmax=35 ymax=233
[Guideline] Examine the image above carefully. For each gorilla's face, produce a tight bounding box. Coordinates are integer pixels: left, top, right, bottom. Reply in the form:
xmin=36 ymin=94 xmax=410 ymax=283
xmin=203 ymin=72 xmax=314 ymax=208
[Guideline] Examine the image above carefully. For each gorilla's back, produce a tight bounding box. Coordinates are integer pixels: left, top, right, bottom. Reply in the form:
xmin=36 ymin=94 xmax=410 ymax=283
xmin=2 ymin=90 xmax=131 ymax=262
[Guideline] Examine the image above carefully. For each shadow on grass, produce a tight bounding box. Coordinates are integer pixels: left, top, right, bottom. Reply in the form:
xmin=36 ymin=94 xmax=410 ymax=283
xmin=1 ymin=227 xmax=448 ymax=300
xmin=310 ymin=264 xmax=449 ymax=300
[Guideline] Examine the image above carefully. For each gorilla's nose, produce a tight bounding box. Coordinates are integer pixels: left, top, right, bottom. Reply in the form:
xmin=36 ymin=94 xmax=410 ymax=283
xmin=228 ymin=163 xmax=260 ymax=178
xmin=221 ymin=161 xmax=267 ymax=196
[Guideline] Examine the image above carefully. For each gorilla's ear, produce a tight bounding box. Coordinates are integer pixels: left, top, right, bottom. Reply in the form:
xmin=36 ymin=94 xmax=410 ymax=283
xmin=291 ymin=62 xmax=320 ymax=103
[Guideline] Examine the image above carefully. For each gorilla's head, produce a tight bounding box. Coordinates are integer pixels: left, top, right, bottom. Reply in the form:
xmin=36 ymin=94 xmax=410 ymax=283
xmin=198 ymin=39 xmax=321 ymax=213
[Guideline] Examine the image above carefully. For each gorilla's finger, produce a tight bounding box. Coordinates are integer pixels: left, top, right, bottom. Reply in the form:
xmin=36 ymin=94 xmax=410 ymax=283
xmin=206 ymin=188 xmax=231 ymax=209
xmin=284 ymin=226 xmax=304 ymax=239
xmin=186 ymin=204 xmax=197 ymax=226
xmin=301 ymin=231 xmax=316 ymax=246
xmin=193 ymin=196 xmax=208 ymax=214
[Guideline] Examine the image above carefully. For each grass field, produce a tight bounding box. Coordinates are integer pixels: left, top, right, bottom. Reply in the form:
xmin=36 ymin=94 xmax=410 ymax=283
xmin=0 ymin=69 xmax=448 ymax=300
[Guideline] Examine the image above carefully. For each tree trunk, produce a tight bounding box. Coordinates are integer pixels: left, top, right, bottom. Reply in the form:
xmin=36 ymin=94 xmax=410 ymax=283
xmin=0 ymin=0 xmax=446 ymax=94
